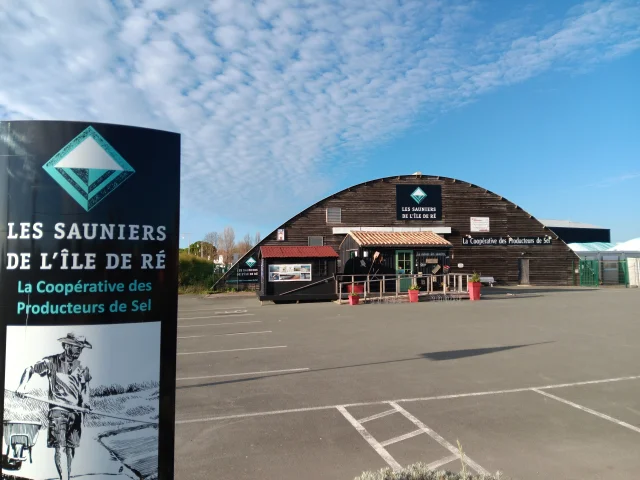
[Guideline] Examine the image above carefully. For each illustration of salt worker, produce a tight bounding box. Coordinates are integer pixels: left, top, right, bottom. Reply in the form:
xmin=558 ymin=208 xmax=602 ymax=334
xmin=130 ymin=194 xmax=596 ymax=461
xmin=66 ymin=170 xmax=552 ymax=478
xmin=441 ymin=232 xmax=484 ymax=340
xmin=15 ymin=332 xmax=93 ymax=480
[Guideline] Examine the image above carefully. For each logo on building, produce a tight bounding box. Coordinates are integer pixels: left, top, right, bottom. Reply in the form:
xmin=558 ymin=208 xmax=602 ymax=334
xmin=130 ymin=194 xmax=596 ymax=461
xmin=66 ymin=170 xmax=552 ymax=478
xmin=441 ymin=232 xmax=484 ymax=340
xmin=43 ymin=126 xmax=135 ymax=211
xmin=410 ymin=187 xmax=427 ymax=204
xmin=245 ymin=257 xmax=257 ymax=268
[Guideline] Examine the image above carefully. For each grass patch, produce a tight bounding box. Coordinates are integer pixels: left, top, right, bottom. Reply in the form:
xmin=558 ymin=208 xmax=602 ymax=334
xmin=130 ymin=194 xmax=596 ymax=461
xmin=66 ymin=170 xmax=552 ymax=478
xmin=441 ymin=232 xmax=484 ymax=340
xmin=91 ymin=380 xmax=160 ymax=397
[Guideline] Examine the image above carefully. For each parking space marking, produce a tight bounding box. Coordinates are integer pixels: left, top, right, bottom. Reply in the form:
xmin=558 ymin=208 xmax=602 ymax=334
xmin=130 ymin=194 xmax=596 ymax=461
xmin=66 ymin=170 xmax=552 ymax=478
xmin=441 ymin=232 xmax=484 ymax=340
xmin=178 ymin=320 xmax=262 ymax=328
xmin=336 ymin=406 xmax=403 ymax=472
xmin=179 ymin=313 xmax=254 ymax=320
xmin=389 ymin=402 xmax=489 ymax=476
xmin=179 ymin=309 xmax=249 ymax=315
xmin=177 ymin=368 xmax=310 ymax=381
xmin=379 ymin=428 xmax=424 ymax=447
xmin=177 ymin=331 xmax=271 ymax=339
xmin=532 ymin=388 xmax=640 ymax=434
xmin=426 ymin=454 xmax=459 ymax=471
xmin=359 ymin=409 xmax=398 ymax=424
xmin=175 ymin=374 xmax=640 ymax=424
xmin=177 ymin=346 xmax=287 ymax=356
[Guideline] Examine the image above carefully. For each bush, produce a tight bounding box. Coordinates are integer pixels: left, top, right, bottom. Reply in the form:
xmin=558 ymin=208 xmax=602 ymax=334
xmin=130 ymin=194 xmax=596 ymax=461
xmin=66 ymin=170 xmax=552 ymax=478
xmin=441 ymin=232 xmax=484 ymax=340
xmin=353 ymin=464 xmax=503 ymax=480
xmin=178 ymin=253 xmax=221 ymax=294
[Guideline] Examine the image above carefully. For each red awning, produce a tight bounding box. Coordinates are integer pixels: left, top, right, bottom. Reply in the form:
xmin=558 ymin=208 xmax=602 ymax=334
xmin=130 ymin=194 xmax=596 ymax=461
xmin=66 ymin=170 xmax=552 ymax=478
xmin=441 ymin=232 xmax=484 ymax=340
xmin=260 ymin=246 xmax=339 ymax=259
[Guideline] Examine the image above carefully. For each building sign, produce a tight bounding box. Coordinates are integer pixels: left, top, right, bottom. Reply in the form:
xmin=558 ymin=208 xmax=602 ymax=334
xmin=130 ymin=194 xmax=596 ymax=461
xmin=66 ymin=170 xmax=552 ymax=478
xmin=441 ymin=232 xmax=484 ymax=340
xmin=462 ymin=236 xmax=553 ymax=246
xmin=0 ymin=121 xmax=179 ymax=480
xmin=396 ymin=185 xmax=442 ymax=221
xmin=237 ymin=256 xmax=259 ymax=283
xmin=268 ymin=264 xmax=311 ymax=282
xmin=277 ymin=229 xmax=285 ymax=241
xmin=470 ymin=217 xmax=490 ymax=232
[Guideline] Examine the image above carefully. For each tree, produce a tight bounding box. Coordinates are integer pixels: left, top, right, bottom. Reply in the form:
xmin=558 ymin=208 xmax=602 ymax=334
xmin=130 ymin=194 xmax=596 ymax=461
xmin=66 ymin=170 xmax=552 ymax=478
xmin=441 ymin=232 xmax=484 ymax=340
xmin=237 ymin=233 xmax=252 ymax=255
xmin=204 ymin=231 xmax=219 ymax=249
xmin=219 ymin=226 xmax=236 ymax=265
xmin=254 ymin=232 xmax=261 ymax=246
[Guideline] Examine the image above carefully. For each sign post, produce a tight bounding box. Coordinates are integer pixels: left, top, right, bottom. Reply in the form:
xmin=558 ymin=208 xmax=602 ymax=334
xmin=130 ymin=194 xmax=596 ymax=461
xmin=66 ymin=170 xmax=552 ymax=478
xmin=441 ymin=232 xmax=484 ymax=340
xmin=0 ymin=121 xmax=180 ymax=480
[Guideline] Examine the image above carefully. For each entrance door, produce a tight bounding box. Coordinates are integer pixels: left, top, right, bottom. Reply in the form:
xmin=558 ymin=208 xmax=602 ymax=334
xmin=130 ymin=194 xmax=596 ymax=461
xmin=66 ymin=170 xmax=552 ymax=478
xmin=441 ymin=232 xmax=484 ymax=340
xmin=395 ymin=250 xmax=414 ymax=292
xmin=519 ymin=258 xmax=530 ymax=285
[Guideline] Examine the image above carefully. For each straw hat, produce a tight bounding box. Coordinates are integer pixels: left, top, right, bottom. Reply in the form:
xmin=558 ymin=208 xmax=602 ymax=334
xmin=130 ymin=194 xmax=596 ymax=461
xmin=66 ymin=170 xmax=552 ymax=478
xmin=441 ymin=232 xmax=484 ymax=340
xmin=57 ymin=332 xmax=92 ymax=349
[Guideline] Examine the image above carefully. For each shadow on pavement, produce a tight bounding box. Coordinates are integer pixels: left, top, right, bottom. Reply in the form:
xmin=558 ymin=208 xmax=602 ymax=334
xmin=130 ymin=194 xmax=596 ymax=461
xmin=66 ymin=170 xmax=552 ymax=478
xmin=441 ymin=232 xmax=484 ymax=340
xmin=177 ymin=342 xmax=553 ymax=391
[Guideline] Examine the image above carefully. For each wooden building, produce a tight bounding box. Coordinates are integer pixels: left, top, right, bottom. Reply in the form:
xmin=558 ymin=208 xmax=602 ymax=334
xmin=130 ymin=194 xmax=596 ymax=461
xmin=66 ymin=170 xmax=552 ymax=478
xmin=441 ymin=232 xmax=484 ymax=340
xmin=214 ymin=174 xmax=581 ymax=292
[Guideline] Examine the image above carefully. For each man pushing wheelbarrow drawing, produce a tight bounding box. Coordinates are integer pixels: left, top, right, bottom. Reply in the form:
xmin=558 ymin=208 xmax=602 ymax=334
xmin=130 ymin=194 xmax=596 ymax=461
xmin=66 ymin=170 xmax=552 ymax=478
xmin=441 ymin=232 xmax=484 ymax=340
xmin=15 ymin=332 xmax=92 ymax=480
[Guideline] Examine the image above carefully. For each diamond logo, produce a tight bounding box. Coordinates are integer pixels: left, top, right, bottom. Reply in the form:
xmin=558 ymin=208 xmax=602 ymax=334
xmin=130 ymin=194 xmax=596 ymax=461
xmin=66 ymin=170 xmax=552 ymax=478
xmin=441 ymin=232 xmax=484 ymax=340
xmin=43 ymin=126 xmax=135 ymax=211
xmin=245 ymin=257 xmax=257 ymax=268
xmin=410 ymin=187 xmax=427 ymax=204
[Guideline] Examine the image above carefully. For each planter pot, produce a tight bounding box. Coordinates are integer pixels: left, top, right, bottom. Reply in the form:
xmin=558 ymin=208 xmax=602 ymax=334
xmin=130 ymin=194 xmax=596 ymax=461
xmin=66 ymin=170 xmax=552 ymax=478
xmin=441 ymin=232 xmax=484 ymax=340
xmin=468 ymin=281 xmax=482 ymax=301
xmin=346 ymin=284 xmax=364 ymax=294
xmin=349 ymin=295 xmax=360 ymax=305
xmin=408 ymin=289 xmax=419 ymax=303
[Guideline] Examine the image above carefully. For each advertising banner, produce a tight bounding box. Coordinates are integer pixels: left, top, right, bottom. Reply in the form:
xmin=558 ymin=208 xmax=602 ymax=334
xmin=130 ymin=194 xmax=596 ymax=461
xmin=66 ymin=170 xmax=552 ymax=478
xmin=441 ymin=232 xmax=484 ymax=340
xmin=396 ymin=185 xmax=442 ymax=221
xmin=268 ymin=264 xmax=311 ymax=282
xmin=470 ymin=217 xmax=490 ymax=232
xmin=0 ymin=121 xmax=180 ymax=480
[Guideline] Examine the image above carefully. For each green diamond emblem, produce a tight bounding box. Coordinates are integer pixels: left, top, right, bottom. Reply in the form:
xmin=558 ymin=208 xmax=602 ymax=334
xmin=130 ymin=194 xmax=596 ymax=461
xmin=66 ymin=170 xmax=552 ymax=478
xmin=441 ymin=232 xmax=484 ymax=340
xmin=410 ymin=187 xmax=427 ymax=204
xmin=246 ymin=257 xmax=257 ymax=268
xmin=43 ymin=126 xmax=135 ymax=211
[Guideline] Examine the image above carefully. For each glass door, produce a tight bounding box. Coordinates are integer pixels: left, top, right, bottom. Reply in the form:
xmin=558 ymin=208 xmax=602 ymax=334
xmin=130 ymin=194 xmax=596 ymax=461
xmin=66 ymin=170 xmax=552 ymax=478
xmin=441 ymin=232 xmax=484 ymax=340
xmin=395 ymin=250 xmax=414 ymax=292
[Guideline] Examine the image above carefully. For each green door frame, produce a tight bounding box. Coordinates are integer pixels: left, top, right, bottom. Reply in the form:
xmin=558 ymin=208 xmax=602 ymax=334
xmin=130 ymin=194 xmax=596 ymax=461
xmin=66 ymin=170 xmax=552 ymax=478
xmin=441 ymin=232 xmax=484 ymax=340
xmin=395 ymin=250 xmax=414 ymax=292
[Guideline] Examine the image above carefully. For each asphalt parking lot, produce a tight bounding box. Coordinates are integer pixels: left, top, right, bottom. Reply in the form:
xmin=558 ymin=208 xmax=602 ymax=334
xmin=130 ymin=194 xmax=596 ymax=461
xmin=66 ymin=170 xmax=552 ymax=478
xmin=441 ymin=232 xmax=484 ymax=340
xmin=174 ymin=287 xmax=640 ymax=479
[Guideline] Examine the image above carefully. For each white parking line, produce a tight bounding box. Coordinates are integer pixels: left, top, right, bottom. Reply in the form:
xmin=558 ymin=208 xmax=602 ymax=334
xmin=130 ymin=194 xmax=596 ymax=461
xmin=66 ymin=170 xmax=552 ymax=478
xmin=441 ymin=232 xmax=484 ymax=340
xmin=179 ymin=314 xmax=254 ymax=320
xmin=179 ymin=309 xmax=249 ymax=314
xmin=389 ymin=402 xmax=490 ymax=476
xmin=380 ymin=429 xmax=423 ymax=447
xmin=177 ymin=368 xmax=310 ymax=381
xmin=178 ymin=321 xmax=262 ymax=328
xmin=359 ymin=409 xmax=398 ymax=424
xmin=177 ymin=346 xmax=287 ymax=356
xmin=426 ymin=454 xmax=459 ymax=471
xmin=174 ymin=374 xmax=640 ymax=424
xmin=532 ymin=389 xmax=640 ymax=434
xmin=178 ymin=331 xmax=271 ymax=339
xmin=336 ymin=406 xmax=403 ymax=472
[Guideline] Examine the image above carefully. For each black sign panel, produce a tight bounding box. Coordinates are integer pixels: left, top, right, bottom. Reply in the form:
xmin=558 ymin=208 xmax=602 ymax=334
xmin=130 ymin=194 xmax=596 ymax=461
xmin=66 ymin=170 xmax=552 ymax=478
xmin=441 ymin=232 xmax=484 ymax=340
xmin=396 ymin=185 xmax=442 ymax=221
xmin=236 ymin=255 xmax=260 ymax=283
xmin=462 ymin=236 xmax=553 ymax=246
xmin=0 ymin=121 xmax=179 ymax=479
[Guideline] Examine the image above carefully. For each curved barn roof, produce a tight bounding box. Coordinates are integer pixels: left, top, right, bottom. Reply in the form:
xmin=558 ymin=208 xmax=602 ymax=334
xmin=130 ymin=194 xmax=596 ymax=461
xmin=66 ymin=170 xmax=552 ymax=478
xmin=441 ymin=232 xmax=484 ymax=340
xmin=212 ymin=173 xmax=555 ymax=290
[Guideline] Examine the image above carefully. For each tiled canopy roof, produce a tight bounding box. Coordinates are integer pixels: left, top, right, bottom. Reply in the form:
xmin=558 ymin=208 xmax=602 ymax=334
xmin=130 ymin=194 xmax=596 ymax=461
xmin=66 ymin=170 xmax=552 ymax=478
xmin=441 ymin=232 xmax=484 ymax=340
xmin=348 ymin=230 xmax=452 ymax=247
xmin=260 ymin=246 xmax=339 ymax=258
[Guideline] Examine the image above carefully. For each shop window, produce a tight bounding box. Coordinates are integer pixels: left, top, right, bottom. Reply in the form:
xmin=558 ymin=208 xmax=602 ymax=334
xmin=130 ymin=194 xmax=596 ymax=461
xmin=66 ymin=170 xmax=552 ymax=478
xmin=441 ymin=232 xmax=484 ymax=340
xmin=326 ymin=207 xmax=342 ymax=224
xmin=308 ymin=236 xmax=324 ymax=246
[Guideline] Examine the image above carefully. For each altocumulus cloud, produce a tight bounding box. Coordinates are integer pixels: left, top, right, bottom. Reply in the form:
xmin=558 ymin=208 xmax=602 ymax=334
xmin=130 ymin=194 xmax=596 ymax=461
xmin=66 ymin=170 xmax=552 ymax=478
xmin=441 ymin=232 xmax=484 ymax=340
xmin=0 ymin=0 xmax=638 ymax=223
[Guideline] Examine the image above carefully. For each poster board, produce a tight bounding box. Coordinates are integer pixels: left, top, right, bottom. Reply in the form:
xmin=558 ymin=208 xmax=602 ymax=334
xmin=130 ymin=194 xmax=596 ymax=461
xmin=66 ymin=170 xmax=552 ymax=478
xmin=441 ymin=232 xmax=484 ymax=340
xmin=268 ymin=264 xmax=312 ymax=282
xmin=0 ymin=121 xmax=179 ymax=480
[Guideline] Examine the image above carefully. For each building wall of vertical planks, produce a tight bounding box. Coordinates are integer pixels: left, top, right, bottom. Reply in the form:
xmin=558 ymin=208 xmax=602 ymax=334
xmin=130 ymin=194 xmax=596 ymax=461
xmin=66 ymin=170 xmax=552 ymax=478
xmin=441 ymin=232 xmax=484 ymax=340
xmin=215 ymin=174 xmax=582 ymax=291
xmin=0 ymin=120 xmax=180 ymax=480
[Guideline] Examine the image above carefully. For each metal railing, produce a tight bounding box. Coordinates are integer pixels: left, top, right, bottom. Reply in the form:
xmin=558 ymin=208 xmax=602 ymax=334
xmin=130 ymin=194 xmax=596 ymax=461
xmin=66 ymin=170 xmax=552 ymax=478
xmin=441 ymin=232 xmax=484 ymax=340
xmin=336 ymin=273 xmax=472 ymax=303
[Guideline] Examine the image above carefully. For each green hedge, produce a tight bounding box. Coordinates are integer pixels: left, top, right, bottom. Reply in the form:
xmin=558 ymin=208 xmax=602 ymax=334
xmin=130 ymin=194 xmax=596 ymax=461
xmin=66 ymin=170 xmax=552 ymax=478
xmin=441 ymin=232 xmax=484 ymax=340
xmin=178 ymin=253 xmax=220 ymax=293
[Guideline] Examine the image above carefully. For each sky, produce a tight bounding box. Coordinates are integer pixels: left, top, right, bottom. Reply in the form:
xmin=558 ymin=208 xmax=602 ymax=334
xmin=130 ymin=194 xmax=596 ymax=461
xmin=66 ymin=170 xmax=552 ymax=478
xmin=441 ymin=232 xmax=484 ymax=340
xmin=0 ymin=0 xmax=638 ymax=244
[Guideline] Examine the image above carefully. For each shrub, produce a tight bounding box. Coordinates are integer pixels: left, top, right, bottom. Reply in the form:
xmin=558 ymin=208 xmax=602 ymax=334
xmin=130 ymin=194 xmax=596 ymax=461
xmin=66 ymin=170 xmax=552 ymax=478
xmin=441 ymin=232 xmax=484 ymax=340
xmin=353 ymin=464 xmax=503 ymax=480
xmin=469 ymin=271 xmax=481 ymax=283
xmin=178 ymin=253 xmax=221 ymax=293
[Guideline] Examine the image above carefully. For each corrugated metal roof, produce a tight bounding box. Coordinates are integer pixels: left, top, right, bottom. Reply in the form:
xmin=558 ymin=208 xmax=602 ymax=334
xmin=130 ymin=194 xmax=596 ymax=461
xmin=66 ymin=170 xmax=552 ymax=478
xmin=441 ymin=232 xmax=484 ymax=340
xmin=540 ymin=219 xmax=606 ymax=230
xmin=568 ymin=242 xmax=615 ymax=252
xmin=348 ymin=231 xmax=452 ymax=247
xmin=260 ymin=246 xmax=339 ymax=258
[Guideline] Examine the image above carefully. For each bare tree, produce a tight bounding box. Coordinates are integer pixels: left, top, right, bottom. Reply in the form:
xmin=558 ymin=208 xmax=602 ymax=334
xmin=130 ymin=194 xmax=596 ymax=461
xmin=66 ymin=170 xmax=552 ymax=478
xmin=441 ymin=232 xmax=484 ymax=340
xmin=237 ymin=233 xmax=252 ymax=255
xmin=219 ymin=226 xmax=236 ymax=265
xmin=204 ymin=231 xmax=219 ymax=249
xmin=254 ymin=231 xmax=261 ymax=246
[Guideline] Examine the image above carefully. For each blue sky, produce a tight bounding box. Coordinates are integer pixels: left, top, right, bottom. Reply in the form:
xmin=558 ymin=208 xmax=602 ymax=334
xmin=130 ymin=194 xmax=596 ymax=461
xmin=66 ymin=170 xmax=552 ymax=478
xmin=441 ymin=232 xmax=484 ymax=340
xmin=1 ymin=0 xmax=638 ymax=245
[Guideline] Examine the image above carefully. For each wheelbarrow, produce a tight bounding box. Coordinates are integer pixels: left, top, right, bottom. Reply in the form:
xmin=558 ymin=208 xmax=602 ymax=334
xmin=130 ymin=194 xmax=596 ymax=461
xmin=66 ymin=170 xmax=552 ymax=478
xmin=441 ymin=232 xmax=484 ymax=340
xmin=2 ymin=420 xmax=42 ymax=470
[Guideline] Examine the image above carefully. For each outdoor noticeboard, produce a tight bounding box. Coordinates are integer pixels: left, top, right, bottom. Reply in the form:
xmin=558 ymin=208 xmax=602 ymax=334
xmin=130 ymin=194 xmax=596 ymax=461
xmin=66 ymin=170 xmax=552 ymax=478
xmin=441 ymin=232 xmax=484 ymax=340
xmin=0 ymin=121 xmax=180 ymax=480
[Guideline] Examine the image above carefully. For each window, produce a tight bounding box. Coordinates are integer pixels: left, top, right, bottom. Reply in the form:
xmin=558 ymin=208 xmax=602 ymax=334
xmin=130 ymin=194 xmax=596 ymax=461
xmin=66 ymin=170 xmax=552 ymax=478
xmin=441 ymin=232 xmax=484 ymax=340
xmin=313 ymin=260 xmax=328 ymax=276
xmin=308 ymin=236 xmax=324 ymax=246
xmin=326 ymin=207 xmax=342 ymax=224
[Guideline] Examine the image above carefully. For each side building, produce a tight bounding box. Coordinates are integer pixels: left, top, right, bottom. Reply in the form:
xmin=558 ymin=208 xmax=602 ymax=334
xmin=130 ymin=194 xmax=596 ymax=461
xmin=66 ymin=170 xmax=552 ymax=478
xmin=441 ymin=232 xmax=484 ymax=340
xmin=214 ymin=174 xmax=583 ymax=296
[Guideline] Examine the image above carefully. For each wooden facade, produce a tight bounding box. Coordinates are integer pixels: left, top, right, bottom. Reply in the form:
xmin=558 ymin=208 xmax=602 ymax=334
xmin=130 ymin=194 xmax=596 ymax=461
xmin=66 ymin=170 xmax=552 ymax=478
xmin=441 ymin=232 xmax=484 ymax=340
xmin=216 ymin=175 xmax=580 ymax=290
